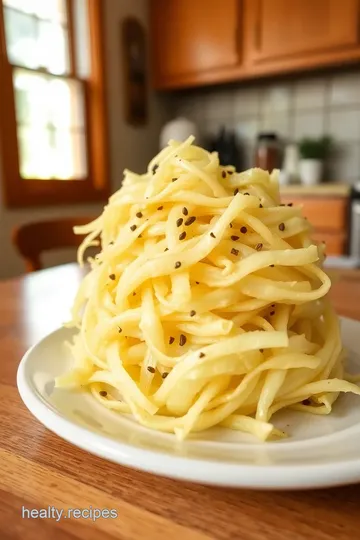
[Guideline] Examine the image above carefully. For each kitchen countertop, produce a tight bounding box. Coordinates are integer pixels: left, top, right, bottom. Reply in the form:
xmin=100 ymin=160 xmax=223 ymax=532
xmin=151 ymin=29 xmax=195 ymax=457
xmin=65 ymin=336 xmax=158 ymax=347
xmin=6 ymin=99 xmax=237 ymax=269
xmin=280 ymin=183 xmax=351 ymax=196
xmin=1 ymin=263 xmax=360 ymax=539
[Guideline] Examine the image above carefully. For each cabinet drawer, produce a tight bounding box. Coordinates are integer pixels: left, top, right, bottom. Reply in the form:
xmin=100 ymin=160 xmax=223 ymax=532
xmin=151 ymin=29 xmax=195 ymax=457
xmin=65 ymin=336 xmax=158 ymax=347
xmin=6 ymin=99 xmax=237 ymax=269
xmin=312 ymin=231 xmax=347 ymax=256
xmin=281 ymin=196 xmax=348 ymax=231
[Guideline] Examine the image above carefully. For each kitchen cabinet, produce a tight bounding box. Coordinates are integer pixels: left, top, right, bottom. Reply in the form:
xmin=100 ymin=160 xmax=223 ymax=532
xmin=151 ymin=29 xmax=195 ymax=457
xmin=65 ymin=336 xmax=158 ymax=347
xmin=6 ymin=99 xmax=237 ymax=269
xmin=280 ymin=195 xmax=349 ymax=256
xmin=150 ymin=0 xmax=360 ymax=89
xmin=247 ymin=0 xmax=359 ymax=64
xmin=150 ymin=0 xmax=241 ymax=87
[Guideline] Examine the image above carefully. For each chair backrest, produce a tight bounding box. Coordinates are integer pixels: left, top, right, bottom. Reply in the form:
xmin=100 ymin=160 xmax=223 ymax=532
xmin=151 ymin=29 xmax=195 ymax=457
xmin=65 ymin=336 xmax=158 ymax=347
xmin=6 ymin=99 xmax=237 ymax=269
xmin=12 ymin=217 xmax=96 ymax=272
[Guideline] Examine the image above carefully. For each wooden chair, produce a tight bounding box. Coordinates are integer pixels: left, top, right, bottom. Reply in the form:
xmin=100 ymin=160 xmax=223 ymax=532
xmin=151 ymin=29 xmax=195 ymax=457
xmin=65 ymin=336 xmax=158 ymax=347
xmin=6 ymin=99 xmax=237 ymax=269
xmin=12 ymin=217 xmax=96 ymax=273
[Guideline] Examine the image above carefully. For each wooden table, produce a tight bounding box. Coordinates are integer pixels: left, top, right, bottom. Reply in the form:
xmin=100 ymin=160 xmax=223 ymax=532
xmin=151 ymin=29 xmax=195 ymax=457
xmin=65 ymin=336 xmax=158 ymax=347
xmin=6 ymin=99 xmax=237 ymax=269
xmin=1 ymin=263 xmax=360 ymax=540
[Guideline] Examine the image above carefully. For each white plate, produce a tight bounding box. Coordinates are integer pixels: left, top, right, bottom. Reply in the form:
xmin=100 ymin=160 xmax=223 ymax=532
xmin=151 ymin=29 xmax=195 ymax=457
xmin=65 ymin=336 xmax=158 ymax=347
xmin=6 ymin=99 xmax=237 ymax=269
xmin=17 ymin=317 xmax=360 ymax=490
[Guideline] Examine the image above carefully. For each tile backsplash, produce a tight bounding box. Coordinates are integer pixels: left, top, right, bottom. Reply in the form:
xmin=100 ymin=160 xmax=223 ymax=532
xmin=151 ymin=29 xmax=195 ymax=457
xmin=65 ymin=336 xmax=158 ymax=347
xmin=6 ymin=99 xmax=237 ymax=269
xmin=171 ymin=71 xmax=360 ymax=184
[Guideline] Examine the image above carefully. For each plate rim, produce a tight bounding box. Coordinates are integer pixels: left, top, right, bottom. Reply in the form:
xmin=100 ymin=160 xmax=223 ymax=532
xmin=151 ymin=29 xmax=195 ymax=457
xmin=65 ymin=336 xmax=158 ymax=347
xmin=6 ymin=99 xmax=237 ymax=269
xmin=16 ymin=318 xmax=360 ymax=490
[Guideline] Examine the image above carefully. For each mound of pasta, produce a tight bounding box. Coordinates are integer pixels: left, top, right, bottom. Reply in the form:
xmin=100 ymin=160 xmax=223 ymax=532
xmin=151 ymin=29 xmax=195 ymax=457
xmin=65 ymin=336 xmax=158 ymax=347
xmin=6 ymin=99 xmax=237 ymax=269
xmin=57 ymin=137 xmax=360 ymax=442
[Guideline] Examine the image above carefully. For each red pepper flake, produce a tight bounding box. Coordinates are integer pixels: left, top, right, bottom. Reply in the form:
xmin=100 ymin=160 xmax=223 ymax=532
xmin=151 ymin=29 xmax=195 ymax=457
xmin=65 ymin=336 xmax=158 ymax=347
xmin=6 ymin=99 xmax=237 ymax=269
xmin=279 ymin=222 xmax=285 ymax=231
xmin=169 ymin=336 xmax=175 ymax=344
xmin=136 ymin=211 xmax=143 ymax=218
xmin=147 ymin=366 xmax=156 ymax=373
xmin=185 ymin=216 xmax=196 ymax=226
xmin=231 ymin=248 xmax=239 ymax=256
xmin=99 ymin=390 xmax=107 ymax=397
xmin=174 ymin=261 xmax=182 ymax=269
xmin=210 ymin=232 xmax=216 ymax=238
xmin=179 ymin=232 xmax=186 ymax=241
xmin=182 ymin=207 xmax=188 ymax=216
xmin=179 ymin=334 xmax=187 ymax=346
xmin=240 ymin=226 xmax=247 ymax=234
xmin=176 ymin=218 xmax=183 ymax=227
xmin=231 ymin=235 xmax=239 ymax=241
xmin=190 ymin=310 xmax=196 ymax=317
xmin=130 ymin=224 xmax=137 ymax=231
xmin=109 ymin=274 xmax=116 ymax=280
xmin=255 ymin=243 xmax=263 ymax=251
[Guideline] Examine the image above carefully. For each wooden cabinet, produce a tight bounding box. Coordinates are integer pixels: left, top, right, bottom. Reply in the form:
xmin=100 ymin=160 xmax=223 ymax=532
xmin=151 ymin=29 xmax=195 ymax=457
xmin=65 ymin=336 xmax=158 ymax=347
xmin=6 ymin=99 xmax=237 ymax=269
xmin=150 ymin=0 xmax=360 ymax=89
xmin=280 ymin=195 xmax=349 ymax=256
xmin=249 ymin=0 xmax=360 ymax=63
xmin=150 ymin=0 xmax=241 ymax=86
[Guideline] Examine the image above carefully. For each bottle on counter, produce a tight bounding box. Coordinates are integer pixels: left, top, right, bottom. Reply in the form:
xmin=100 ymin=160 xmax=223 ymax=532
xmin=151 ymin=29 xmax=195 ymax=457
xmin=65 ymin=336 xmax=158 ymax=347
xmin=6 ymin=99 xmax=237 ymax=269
xmin=255 ymin=133 xmax=281 ymax=172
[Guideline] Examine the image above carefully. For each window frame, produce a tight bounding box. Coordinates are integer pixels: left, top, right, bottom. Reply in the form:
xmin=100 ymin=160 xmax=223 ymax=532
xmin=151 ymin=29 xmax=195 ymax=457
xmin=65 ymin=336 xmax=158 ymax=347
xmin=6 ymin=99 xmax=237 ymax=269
xmin=0 ymin=0 xmax=109 ymax=207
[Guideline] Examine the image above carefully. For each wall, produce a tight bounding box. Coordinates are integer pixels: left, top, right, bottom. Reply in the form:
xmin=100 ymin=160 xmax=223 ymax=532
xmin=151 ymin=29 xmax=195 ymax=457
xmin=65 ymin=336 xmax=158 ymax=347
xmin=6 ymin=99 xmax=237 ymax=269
xmin=0 ymin=0 xmax=167 ymax=279
xmin=172 ymin=70 xmax=360 ymax=184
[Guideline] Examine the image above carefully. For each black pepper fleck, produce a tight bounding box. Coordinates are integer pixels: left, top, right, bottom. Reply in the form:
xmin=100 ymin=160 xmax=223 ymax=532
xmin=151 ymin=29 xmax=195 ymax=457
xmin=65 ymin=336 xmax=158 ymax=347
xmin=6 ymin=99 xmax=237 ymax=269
xmin=185 ymin=216 xmax=196 ymax=226
xmin=118 ymin=327 xmax=122 ymax=333
xmin=195 ymin=281 xmax=200 ymax=285
xmin=136 ymin=211 xmax=143 ymax=218
xmin=169 ymin=336 xmax=175 ymax=344
xmin=234 ymin=188 xmax=239 ymax=196
xmin=130 ymin=224 xmax=137 ymax=231
xmin=260 ymin=349 xmax=264 ymax=353
xmin=240 ymin=226 xmax=247 ymax=234
xmin=182 ymin=207 xmax=188 ymax=216
xmin=176 ymin=218 xmax=183 ymax=227
xmin=222 ymin=171 xmax=226 ymax=178
xmin=270 ymin=264 xmax=274 ymax=267
xmin=231 ymin=235 xmax=239 ymax=241
xmin=210 ymin=232 xmax=216 ymax=238
xmin=179 ymin=231 xmax=186 ymax=241
xmin=288 ymin=203 xmax=293 ymax=206
xmin=302 ymin=399 xmax=311 ymax=405
xmin=279 ymin=223 xmax=285 ymax=231
xmin=255 ymin=243 xmax=263 ymax=251
xmin=162 ymin=372 xmax=169 ymax=379
xmin=109 ymin=274 xmax=116 ymax=280
xmin=199 ymin=352 xmax=205 ymax=358
xmin=147 ymin=366 xmax=155 ymax=373
xmin=172 ymin=177 xmax=178 ymax=182
xmin=164 ymin=247 xmax=169 ymax=252
xmin=229 ymin=223 xmax=233 ymax=228
xmin=174 ymin=261 xmax=181 ymax=269
xmin=270 ymin=310 xmax=275 ymax=316
xmin=244 ymin=192 xmax=250 ymax=196
xmin=259 ymin=203 xmax=263 ymax=208
xmin=228 ymin=170 xmax=233 ymax=175
xmin=190 ymin=310 xmax=196 ymax=317
xmin=179 ymin=334 xmax=187 ymax=346
xmin=152 ymin=164 xmax=158 ymax=174
xmin=231 ymin=248 xmax=239 ymax=256
xmin=157 ymin=205 xmax=163 ymax=210
xmin=99 ymin=390 xmax=107 ymax=397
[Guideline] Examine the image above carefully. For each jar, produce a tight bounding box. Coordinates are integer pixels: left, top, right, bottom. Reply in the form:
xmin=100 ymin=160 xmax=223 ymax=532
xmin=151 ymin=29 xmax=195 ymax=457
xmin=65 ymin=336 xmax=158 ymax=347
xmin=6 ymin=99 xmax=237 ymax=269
xmin=255 ymin=133 xmax=280 ymax=172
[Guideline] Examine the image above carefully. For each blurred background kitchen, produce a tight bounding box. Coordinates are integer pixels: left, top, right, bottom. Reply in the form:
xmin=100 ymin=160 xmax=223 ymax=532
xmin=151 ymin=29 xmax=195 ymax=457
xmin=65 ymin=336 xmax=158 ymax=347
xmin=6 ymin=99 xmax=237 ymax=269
xmin=1 ymin=0 xmax=360 ymax=279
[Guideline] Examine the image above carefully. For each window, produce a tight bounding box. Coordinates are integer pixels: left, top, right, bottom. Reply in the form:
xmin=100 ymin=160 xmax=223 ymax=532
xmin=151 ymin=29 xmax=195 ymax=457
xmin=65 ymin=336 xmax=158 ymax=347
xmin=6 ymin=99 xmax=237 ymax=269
xmin=0 ymin=0 xmax=109 ymax=207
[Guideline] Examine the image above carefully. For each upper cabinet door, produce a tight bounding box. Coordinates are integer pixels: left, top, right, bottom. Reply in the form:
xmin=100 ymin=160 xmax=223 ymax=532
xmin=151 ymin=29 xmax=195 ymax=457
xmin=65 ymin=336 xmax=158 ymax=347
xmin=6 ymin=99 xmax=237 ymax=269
xmin=251 ymin=0 xmax=360 ymax=62
xmin=151 ymin=0 xmax=241 ymax=82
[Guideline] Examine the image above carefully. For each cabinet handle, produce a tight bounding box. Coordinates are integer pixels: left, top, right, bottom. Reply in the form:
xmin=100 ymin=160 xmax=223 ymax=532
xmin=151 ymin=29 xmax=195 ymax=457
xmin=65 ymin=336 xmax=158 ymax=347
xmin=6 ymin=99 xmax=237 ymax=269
xmin=254 ymin=0 xmax=262 ymax=50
